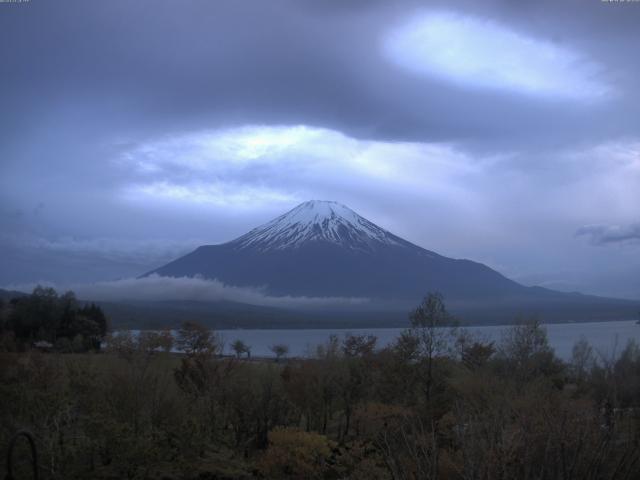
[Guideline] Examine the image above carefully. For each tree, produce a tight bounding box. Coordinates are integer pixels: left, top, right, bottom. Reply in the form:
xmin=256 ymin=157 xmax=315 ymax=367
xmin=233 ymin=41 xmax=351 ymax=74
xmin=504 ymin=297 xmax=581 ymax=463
xmin=157 ymin=327 xmax=174 ymax=353
xmin=570 ymin=336 xmax=595 ymax=384
xmin=0 ymin=297 xmax=6 ymax=332
xmin=410 ymin=292 xmax=453 ymax=330
xmin=175 ymin=321 xmax=218 ymax=356
xmin=314 ymin=334 xmax=340 ymax=360
xmin=134 ymin=328 xmax=173 ymax=354
xmin=258 ymin=427 xmax=334 ymax=479
xmin=6 ymin=287 xmax=108 ymax=351
xmin=335 ymin=335 xmax=377 ymax=439
xmin=408 ymin=292 xmax=455 ymax=403
xmin=455 ymin=329 xmax=495 ymax=370
xmin=461 ymin=341 xmax=495 ymax=370
xmin=79 ymin=303 xmax=108 ymax=338
xmin=342 ymin=333 xmax=377 ymax=358
xmin=270 ymin=344 xmax=289 ymax=362
xmin=9 ymin=286 xmax=59 ymax=342
xmin=138 ymin=331 xmax=165 ymax=354
xmin=231 ymin=339 xmax=251 ymax=358
xmin=105 ymin=330 xmax=137 ymax=357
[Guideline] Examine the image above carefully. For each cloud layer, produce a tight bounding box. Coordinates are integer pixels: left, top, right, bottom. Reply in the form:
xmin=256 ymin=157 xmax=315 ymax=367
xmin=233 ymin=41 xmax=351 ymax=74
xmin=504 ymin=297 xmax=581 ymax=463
xmin=5 ymin=275 xmax=370 ymax=309
xmin=384 ymin=11 xmax=609 ymax=99
xmin=577 ymin=224 xmax=640 ymax=245
xmin=118 ymin=125 xmax=486 ymax=209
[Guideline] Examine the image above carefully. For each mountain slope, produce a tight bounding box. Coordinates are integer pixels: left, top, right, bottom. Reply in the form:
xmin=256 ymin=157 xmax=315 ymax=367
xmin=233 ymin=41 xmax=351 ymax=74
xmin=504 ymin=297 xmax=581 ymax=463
xmin=148 ymin=200 xmax=619 ymax=316
xmin=0 ymin=288 xmax=28 ymax=301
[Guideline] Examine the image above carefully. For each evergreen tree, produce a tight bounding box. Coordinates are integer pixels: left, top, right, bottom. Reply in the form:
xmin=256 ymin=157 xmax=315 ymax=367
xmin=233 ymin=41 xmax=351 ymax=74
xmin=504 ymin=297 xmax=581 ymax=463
xmin=5 ymin=287 xmax=109 ymax=351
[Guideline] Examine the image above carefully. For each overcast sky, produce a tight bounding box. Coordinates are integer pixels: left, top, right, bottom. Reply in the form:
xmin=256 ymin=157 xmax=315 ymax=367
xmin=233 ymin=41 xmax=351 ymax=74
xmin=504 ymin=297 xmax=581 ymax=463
xmin=1 ymin=0 xmax=639 ymax=299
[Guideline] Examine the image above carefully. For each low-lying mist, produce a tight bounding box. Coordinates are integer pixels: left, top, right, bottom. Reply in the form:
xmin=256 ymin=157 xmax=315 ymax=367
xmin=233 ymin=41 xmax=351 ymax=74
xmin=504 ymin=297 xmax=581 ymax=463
xmin=3 ymin=274 xmax=371 ymax=310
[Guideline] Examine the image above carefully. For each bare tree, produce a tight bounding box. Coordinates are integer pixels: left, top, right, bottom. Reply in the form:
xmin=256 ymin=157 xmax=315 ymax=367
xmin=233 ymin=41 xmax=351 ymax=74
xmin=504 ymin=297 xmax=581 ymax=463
xmin=498 ymin=317 xmax=561 ymax=382
xmin=570 ymin=336 xmax=595 ymax=383
xmin=408 ymin=292 xmax=455 ymax=402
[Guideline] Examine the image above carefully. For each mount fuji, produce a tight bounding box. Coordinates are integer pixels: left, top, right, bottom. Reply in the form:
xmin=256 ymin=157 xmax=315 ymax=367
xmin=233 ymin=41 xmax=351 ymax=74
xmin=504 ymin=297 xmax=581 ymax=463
xmin=146 ymin=200 xmax=637 ymax=323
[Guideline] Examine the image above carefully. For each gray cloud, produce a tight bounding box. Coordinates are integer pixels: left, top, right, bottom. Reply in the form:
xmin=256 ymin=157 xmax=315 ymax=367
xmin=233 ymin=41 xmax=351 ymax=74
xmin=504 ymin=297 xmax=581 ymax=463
xmin=577 ymin=224 xmax=640 ymax=245
xmin=2 ymin=0 xmax=638 ymax=151
xmin=1 ymin=234 xmax=201 ymax=266
xmin=3 ymin=275 xmax=369 ymax=309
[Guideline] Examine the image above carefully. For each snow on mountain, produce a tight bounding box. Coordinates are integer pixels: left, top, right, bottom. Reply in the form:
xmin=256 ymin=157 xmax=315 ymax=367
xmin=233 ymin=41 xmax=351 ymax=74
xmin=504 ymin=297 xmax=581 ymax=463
xmin=230 ymin=200 xmax=403 ymax=252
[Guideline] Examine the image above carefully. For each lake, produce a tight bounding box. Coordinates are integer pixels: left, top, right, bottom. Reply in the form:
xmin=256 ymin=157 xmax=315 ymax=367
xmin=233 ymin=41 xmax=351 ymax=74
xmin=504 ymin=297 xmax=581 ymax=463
xmin=214 ymin=320 xmax=640 ymax=360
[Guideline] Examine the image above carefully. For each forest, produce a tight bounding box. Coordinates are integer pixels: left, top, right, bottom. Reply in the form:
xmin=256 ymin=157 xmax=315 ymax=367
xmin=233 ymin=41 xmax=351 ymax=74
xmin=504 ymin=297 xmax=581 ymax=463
xmin=2 ymin=290 xmax=640 ymax=479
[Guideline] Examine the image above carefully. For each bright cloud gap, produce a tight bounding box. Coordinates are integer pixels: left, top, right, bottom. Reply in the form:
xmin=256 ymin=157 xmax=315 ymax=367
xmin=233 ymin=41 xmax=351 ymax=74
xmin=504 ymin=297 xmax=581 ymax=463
xmin=118 ymin=125 xmax=486 ymax=208
xmin=383 ymin=11 xmax=609 ymax=100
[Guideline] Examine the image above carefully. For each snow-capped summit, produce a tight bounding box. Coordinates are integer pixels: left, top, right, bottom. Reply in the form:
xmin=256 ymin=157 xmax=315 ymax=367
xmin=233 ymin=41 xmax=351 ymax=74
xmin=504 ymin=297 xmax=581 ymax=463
xmin=230 ymin=200 xmax=403 ymax=252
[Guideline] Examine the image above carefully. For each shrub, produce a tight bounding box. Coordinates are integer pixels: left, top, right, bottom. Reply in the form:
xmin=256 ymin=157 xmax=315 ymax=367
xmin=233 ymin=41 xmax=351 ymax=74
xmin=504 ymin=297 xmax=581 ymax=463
xmin=257 ymin=427 xmax=334 ymax=479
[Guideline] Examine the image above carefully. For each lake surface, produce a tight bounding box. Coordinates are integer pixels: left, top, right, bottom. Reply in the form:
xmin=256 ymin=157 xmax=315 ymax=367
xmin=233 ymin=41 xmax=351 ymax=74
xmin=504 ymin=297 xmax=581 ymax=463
xmin=214 ymin=320 xmax=640 ymax=360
